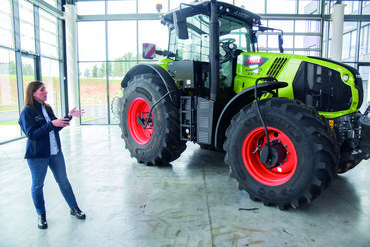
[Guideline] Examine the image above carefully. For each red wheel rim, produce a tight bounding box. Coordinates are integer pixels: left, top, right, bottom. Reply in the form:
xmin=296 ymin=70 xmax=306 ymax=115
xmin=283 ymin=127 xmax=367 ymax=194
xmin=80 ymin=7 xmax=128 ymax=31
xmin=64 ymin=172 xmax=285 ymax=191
xmin=242 ymin=127 xmax=297 ymax=186
xmin=127 ymin=98 xmax=153 ymax=145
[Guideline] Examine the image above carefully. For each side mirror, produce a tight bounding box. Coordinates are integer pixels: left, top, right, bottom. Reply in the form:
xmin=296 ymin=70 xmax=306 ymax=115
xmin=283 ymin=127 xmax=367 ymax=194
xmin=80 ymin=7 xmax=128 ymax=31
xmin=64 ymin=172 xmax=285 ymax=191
xmin=278 ymin=33 xmax=284 ymax=53
xmin=257 ymin=26 xmax=284 ymax=53
xmin=142 ymin=43 xmax=156 ymax=59
xmin=173 ymin=11 xmax=188 ymax=40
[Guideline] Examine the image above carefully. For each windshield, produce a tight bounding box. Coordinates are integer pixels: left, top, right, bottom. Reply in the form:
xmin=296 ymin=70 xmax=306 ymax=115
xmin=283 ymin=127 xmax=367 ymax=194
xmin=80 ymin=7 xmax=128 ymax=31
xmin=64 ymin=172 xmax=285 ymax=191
xmin=168 ymin=14 xmax=254 ymax=62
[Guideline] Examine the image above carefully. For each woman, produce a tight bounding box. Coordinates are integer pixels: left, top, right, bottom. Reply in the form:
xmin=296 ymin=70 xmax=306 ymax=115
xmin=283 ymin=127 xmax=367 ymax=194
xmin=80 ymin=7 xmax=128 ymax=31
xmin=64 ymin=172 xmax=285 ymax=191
xmin=19 ymin=81 xmax=86 ymax=229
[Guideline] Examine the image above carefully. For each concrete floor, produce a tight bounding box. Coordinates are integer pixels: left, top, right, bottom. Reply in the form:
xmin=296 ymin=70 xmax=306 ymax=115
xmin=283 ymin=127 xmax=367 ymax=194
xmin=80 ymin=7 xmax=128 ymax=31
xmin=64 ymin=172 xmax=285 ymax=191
xmin=0 ymin=125 xmax=369 ymax=247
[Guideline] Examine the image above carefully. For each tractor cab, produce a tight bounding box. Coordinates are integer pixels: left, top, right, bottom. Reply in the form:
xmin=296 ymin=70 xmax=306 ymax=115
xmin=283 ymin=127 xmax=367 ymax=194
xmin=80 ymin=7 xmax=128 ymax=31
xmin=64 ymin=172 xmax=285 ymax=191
xmin=165 ymin=8 xmax=257 ymax=62
xmin=167 ymin=11 xmax=255 ymax=97
xmin=144 ymin=1 xmax=284 ymax=105
xmin=145 ymin=2 xmax=261 ymax=101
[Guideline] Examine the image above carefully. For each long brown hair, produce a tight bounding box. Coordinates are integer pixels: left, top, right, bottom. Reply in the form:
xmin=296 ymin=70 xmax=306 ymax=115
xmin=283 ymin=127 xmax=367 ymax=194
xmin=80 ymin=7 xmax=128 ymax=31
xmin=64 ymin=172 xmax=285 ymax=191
xmin=24 ymin=81 xmax=52 ymax=112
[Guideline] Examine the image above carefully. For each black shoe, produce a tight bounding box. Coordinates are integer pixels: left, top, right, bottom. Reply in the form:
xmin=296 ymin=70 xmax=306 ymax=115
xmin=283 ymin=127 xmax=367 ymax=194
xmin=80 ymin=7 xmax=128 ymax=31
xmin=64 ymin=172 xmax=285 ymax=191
xmin=70 ymin=207 xmax=86 ymax=220
xmin=38 ymin=214 xmax=48 ymax=229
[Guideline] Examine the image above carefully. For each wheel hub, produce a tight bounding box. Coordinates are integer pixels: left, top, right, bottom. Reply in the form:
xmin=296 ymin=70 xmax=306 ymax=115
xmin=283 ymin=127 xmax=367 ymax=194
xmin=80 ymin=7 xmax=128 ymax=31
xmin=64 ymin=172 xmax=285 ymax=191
xmin=242 ymin=127 xmax=297 ymax=186
xmin=136 ymin=112 xmax=152 ymax=128
xmin=127 ymin=98 xmax=153 ymax=145
xmin=259 ymin=140 xmax=287 ymax=169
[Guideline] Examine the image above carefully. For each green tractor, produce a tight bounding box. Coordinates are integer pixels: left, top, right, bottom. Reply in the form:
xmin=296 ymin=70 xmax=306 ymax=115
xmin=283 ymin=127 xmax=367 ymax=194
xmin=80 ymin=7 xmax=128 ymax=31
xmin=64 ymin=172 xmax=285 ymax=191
xmin=119 ymin=0 xmax=369 ymax=209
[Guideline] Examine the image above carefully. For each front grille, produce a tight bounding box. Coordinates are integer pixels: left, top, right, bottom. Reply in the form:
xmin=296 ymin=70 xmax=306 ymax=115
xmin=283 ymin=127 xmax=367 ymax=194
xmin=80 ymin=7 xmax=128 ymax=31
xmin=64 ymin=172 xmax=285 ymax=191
xmin=292 ymin=62 xmax=352 ymax=112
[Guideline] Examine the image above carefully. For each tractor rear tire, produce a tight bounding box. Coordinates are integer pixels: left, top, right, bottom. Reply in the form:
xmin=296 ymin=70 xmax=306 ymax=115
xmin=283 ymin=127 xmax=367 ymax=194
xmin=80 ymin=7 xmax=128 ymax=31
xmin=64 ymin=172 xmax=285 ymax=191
xmin=224 ymin=98 xmax=338 ymax=209
xmin=120 ymin=74 xmax=186 ymax=166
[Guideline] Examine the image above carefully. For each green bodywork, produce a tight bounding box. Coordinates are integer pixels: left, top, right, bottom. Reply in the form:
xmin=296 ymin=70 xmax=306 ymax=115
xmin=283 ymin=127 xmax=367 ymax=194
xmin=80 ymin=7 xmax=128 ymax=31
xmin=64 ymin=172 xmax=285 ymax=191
xmin=234 ymin=52 xmax=360 ymax=118
xmin=158 ymin=52 xmax=360 ymax=119
xmin=158 ymin=58 xmax=173 ymax=71
xmin=151 ymin=1 xmax=361 ymax=120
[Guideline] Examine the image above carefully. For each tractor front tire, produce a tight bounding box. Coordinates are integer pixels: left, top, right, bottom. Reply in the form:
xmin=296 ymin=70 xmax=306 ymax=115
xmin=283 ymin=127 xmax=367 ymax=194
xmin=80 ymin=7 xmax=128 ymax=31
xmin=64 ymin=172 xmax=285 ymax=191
xmin=120 ymin=74 xmax=186 ymax=166
xmin=224 ymin=98 xmax=338 ymax=209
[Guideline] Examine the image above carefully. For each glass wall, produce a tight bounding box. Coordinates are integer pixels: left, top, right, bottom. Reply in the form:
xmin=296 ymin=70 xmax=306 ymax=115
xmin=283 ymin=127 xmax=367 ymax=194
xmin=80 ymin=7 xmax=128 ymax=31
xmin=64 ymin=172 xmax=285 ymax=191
xmin=78 ymin=21 xmax=107 ymax=124
xmin=2 ymin=0 xmax=369 ymax=142
xmin=0 ymin=0 xmax=65 ymax=144
xmin=359 ymin=21 xmax=370 ymax=62
xmin=76 ymin=1 xmax=169 ymax=125
xmin=0 ymin=0 xmax=14 ymax=48
xmin=19 ymin=0 xmax=35 ymax=53
xmin=0 ymin=0 xmax=21 ymax=143
xmin=0 ymin=48 xmax=20 ymax=141
xmin=42 ymin=58 xmax=61 ymax=116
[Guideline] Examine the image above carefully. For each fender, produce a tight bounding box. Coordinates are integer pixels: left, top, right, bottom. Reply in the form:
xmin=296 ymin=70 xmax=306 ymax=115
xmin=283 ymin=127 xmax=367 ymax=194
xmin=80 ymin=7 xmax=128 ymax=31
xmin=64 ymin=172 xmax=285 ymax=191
xmin=214 ymin=81 xmax=288 ymax=150
xmin=121 ymin=64 xmax=180 ymax=106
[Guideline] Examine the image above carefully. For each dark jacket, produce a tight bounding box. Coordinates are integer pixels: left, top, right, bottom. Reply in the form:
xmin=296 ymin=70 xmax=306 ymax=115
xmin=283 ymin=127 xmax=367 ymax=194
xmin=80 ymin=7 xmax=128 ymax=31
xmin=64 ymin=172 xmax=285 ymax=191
xmin=18 ymin=100 xmax=71 ymax=159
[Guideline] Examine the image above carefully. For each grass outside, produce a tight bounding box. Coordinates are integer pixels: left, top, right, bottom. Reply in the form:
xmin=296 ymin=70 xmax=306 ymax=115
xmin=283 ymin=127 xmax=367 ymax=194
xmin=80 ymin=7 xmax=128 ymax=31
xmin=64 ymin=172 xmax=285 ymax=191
xmin=0 ymin=75 xmax=121 ymax=111
xmin=1 ymin=76 xmax=120 ymax=126
xmin=0 ymin=121 xmax=18 ymax=125
xmin=0 ymin=117 xmax=101 ymax=125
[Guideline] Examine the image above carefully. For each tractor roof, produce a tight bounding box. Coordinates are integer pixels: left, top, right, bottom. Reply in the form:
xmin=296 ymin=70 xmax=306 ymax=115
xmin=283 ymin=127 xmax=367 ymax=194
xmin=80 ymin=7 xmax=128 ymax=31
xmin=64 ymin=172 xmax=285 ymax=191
xmin=161 ymin=1 xmax=261 ymax=27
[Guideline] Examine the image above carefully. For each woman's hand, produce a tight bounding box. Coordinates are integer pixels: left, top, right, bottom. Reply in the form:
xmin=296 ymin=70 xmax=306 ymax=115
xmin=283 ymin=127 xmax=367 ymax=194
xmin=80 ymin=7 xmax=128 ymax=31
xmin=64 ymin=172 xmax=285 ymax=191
xmin=68 ymin=107 xmax=85 ymax=118
xmin=51 ymin=118 xmax=70 ymax=127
